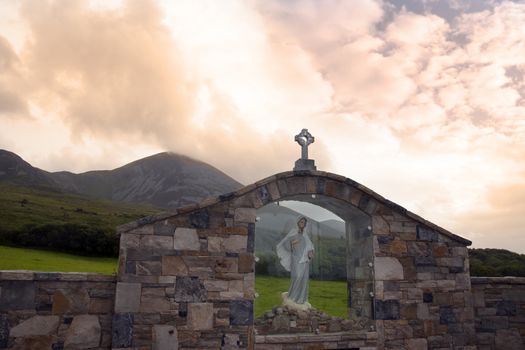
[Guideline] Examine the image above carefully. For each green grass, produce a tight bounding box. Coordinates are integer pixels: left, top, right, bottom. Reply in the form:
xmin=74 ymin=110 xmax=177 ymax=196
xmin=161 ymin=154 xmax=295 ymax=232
xmin=255 ymin=276 xmax=347 ymax=318
xmin=0 ymin=245 xmax=118 ymax=275
xmin=0 ymin=182 xmax=160 ymax=233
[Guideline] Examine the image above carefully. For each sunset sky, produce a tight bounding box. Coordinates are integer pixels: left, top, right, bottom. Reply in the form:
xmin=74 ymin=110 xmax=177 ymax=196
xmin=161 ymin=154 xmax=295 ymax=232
xmin=1 ymin=0 xmax=524 ymax=253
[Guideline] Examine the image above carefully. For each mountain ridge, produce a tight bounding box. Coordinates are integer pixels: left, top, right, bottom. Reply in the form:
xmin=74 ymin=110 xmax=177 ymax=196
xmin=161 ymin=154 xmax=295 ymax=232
xmin=0 ymin=149 xmax=243 ymax=208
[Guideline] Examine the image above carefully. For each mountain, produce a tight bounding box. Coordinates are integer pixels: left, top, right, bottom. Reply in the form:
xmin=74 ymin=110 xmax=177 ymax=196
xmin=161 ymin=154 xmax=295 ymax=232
xmin=0 ymin=149 xmax=243 ymax=208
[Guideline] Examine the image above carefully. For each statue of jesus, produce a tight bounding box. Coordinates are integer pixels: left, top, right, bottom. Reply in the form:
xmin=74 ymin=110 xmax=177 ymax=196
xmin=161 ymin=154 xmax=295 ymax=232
xmin=276 ymin=216 xmax=315 ymax=311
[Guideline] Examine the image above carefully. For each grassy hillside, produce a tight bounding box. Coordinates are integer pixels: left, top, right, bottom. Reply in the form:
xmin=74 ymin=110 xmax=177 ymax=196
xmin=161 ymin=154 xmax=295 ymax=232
xmin=0 ymin=182 xmax=160 ymax=233
xmin=0 ymin=245 xmax=117 ymax=275
xmin=0 ymin=182 xmax=161 ymax=255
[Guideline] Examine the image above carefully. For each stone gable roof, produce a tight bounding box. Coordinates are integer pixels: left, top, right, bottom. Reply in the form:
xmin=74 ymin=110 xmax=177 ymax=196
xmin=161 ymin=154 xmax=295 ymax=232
xmin=117 ymin=170 xmax=472 ymax=246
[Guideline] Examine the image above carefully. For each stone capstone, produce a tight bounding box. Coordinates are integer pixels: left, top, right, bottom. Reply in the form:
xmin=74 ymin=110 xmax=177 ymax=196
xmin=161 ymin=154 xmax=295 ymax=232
xmin=175 ymin=276 xmax=206 ymax=302
xmin=234 ymin=208 xmax=256 ymax=223
xmin=115 ymin=282 xmax=141 ymax=312
xmin=10 ymin=315 xmax=59 ymax=337
xmin=153 ymin=325 xmax=178 ymax=350
xmin=64 ymin=315 xmax=101 ymax=349
xmin=230 ymin=300 xmax=253 ymax=325
xmin=374 ymin=257 xmax=404 ymax=280
xmin=187 ymin=303 xmax=214 ymax=330
xmin=112 ymin=313 xmax=133 ymax=348
xmin=174 ymin=228 xmax=200 ymax=251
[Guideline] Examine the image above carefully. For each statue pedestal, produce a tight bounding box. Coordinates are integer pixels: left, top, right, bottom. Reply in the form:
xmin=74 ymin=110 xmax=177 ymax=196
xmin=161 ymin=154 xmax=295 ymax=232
xmin=293 ymin=159 xmax=316 ymax=171
xmin=281 ymin=292 xmax=312 ymax=312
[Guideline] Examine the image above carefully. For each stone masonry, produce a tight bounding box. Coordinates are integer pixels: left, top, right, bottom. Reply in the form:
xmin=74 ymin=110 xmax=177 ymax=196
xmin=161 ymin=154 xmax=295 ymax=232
xmin=1 ymin=170 xmax=524 ymax=349
xmin=0 ymin=270 xmax=115 ymax=349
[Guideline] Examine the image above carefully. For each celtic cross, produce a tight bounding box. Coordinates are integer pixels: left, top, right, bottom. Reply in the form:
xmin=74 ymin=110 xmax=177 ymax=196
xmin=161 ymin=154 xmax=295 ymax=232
xmin=295 ymin=129 xmax=315 ymax=160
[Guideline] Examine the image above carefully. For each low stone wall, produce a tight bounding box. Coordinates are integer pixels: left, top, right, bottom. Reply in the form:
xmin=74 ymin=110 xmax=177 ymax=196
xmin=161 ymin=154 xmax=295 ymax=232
xmin=0 ymin=270 xmax=115 ymax=349
xmin=471 ymin=276 xmax=525 ymax=350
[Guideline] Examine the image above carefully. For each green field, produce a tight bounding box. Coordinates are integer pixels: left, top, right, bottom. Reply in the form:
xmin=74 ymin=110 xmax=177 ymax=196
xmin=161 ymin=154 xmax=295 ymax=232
xmin=0 ymin=245 xmax=118 ymax=275
xmin=255 ymin=276 xmax=347 ymax=318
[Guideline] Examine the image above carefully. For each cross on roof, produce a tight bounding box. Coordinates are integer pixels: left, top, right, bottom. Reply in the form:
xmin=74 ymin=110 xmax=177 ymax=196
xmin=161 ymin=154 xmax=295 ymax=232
xmin=295 ymin=128 xmax=315 ymax=160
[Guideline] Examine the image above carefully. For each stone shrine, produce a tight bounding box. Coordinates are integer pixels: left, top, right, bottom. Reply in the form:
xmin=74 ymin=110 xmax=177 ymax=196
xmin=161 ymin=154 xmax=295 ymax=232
xmin=0 ymin=130 xmax=524 ymax=349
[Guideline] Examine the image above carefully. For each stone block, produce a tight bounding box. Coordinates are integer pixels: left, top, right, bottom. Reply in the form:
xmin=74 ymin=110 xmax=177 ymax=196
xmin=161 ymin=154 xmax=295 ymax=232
xmin=247 ymin=223 xmax=255 ymax=253
xmin=496 ymin=300 xmax=517 ymax=316
xmin=0 ymin=314 xmax=7 ymax=348
xmin=495 ymin=329 xmax=524 ymax=350
xmin=224 ymin=235 xmax=248 ymax=253
xmin=174 ymin=276 xmax=206 ymax=302
xmin=407 ymin=242 xmax=431 ymax=257
xmin=114 ymin=282 xmax=141 ymax=312
xmin=140 ymin=235 xmax=173 ymax=250
xmin=174 ymin=228 xmax=200 ymax=251
xmin=372 ymin=215 xmax=390 ymax=235
xmin=374 ymin=257 xmax=404 ymax=280
xmin=162 ymin=255 xmax=188 ymax=275
xmin=64 ymin=315 xmax=101 ymax=349
xmin=154 ymin=221 xmax=176 ymax=235
xmin=407 ymin=338 xmax=428 ymax=350
xmin=140 ymin=296 xmax=171 ymax=312
xmin=439 ymin=306 xmax=456 ymax=324
xmin=416 ymin=226 xmax=438 ymax=241
xmin=13 ymin=336 xmax=53 ymax=349
xmin=136 ymin=261 xmax=162 ymax=275
xmin=414 ymin=256 xmax=436 ymax=266
xmin=390 ymin=240 xmax=407 ymax=254
xmin=0 ymin=281 xmax=35 ymax=311
xmin=120 ymin=233 xmax=140 ymax=248
xmin=112 ymin=313 xmax=133 ymax=348
xmin=234 ymin=208 xmax=257 ymax=223
xmin=230 ymin=300 xmax=253 ymax=325
xmin=189 ymin=208 xmax=210 ymax=228
xmin=153 ymin=325 xmax=178 ymax=350
xmin=10 ymin=315 xmax=59 ymax=337
xmin=374 ymin=300 xmax=400 ymax=320
xmin=187 ymin=303 xmax=214 ymax=330
xmin=204 ymin=280 xmax=229 ymax=291
xmin=208 ymin=236 xmax=222 ymax=252
xmin=238 ymin=253 xmax=254 ymax=273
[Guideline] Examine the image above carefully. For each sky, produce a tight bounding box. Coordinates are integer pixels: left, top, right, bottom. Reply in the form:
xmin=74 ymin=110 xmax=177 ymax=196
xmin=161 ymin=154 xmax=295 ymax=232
xmin=0 ymin=0 xmax=524 ymax=253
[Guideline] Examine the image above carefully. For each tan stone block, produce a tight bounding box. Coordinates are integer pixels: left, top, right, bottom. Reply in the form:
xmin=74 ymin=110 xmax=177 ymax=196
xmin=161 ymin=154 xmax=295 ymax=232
xmin=204 ymin=280 xmax=228 ymax=291
xmin=372 ymin=215 xmax=390 ymax=235
xmin=89 ymin=298 xmax=113 ymax=314
xmin=234 ymin=208 xmax=257 ymax=223
xmin=162 ymin=256 xmax=188 ymax=276
xmin=407 ymin=338 xmax=427 ymax=350
xmin=238 ymin=253 xmax=254 ymax=273
xmin=432 ymin=245 xmax=449 ymax=257
xmin=140 ymin=296 xmax=171 ymax=312
xmin=10 ymin=315 xmax=59 ymax=337
xmin=390 ymin=240 xmax=407 ymax=254
xmin=187 ymin=303 xmax=213 ymax=330
xmin=223 ymin=235 xmax=247 ymax=253
xmin=64 ymin=315 xmax=101 ymax=349
xmin=208 ymin=236 xmax=222 ymax=252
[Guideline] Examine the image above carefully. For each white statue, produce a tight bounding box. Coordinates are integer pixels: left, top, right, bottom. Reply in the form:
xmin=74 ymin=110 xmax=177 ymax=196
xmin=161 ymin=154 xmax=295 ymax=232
xmin=276 ymin=216 xmax=315 ymax=311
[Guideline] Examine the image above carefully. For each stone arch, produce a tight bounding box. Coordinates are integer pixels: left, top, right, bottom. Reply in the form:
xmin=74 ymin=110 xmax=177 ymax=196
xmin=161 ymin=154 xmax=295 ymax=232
xmin=115 ymin=170 xmax=473 ymax=349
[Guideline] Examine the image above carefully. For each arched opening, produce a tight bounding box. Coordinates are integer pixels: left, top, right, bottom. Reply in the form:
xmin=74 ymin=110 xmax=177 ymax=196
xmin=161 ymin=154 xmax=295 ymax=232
xmin=253 ymin=193 xmax=374 ymax=335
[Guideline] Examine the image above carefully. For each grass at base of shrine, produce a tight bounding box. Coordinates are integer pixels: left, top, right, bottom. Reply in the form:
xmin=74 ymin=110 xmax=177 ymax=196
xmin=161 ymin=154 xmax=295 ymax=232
xmin=0 ymin=246 xmax=348 ymax=318
xmin=255 ymin=276 xmax=347 ymax=318
xmin=0 ymin=245 xmax=118 ymax=275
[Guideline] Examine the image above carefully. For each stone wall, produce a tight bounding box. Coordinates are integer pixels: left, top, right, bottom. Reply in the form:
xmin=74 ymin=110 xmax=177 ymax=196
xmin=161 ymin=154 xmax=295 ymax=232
xmin=372 ymin=210 xmax=476 ymax=349
xmin=471 ymin=277 xmax=525 ymax=350
xmin=0 ymin=270 xmax=115 ymax=349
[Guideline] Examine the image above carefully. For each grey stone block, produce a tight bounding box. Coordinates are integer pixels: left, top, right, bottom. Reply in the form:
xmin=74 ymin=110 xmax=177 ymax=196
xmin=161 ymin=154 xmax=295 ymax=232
xmin=154 ymin=222 xmax=176 ymax=236
xmin=416 ymin=225 xmax=438 ymax=241
xmin=258 ymin=185 xmax=271 ymax=205
xmin=64 ymin=315 xmax=101 ymax=349
xmin=0 ymin=314 xmax=8 ymax=349
xmin=230 ymin=300 xmax=253 ymax=325
xmin=153 ymin=325 xmax=178 ymax=350
xmin=439 ymin=306 xmax=457 ymax=324
xmin=114 ymin=282 xmax=141 ymax=312
xmin=496 ymin=300 xmax=516 ymax=316
xmin=174 ymin=277 xmax=206 ymax=302
xmin=189 ymin=208 xmax=209 ymax=229
xmin=414 ymin=256 xmax=436 ymax=266
xmin=112 ymin=313 xmax=133 ymax=348
xmin=10 ymin=315 xmax=59 ymax=337
xmin=247 ymin=223 xmax=255 ymax=253
xmin=0 ymin=281 xmax=35 ymax=311
xmin=374 ymin=299 xmax=400 ymax=320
